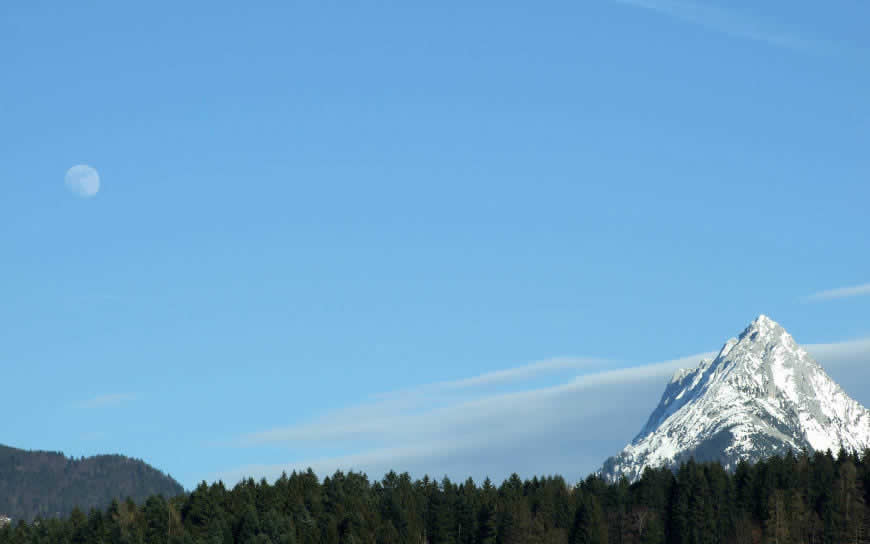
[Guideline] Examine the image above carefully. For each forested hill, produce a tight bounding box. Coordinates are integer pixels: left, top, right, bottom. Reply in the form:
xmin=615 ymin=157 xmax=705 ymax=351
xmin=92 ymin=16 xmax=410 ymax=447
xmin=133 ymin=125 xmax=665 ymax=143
xmin=2 ymin=450 xmax=870 ymax=544
xmin=0 ymin=443 xmax=184 ymax=522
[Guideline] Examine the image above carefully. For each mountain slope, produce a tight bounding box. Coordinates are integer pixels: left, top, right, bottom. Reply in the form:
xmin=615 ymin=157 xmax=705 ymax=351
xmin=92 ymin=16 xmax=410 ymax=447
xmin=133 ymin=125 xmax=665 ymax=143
xmin=0 ymin=444 xmax=184 ymax=522
xmin=600 ymin=315 xmax=870 ymax=482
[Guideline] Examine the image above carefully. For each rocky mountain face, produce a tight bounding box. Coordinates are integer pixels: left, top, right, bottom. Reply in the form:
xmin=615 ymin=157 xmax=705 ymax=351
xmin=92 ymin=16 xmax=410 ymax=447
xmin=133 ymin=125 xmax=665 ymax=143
xmin=600 ymin=315 xmax=870 ymax=482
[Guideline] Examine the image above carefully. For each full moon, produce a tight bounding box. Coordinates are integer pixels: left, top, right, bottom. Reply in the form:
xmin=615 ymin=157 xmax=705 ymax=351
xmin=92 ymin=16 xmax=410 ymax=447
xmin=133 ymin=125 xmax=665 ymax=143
xmin=65 ymin=164 xmax=100 ymax=198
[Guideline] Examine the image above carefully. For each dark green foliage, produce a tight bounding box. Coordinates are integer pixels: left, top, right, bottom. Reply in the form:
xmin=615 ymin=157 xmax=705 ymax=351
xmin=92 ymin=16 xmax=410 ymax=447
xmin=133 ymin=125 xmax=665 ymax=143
xmin=2 ymin=451 xmax=870 ymax=543
xmin=569 ymin=494 xmax=607 ymax=544
xmin=476 ymin=502 xmax=497 ymax=544
xmin=0 ymin=443 xmax=184 ymax=522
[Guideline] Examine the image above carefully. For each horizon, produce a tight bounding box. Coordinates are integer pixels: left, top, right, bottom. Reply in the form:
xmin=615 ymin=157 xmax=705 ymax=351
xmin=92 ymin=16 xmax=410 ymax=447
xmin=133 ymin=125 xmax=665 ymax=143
xmin=3 ymin=314 xmax=870 ymax=491
xmin=2 ymin=1 xmax=869 ymax=490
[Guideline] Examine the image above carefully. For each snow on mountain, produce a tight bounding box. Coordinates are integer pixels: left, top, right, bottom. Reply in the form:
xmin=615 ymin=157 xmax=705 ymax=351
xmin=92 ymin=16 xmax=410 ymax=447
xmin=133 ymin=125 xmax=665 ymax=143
xmin=600 ymin=315 xmax=870 ymax=482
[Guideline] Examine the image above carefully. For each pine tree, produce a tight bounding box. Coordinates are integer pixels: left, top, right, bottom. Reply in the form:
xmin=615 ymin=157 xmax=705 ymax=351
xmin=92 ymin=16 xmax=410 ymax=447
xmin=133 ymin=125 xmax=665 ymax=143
xmin=666 ymin=467 xmax=690 ymax=544
xmin=144 ymin=495 xmax=170 ymax=544
xmin=476 ymin=502 xmax=497 ymax=544
xmin=236 ymin=504 xmax=261 ymax=543
xmin=641 ymin=513 xmax=665 ymax=544
xmin=764 ymin=490 xmax=789 ymax=544
xmin=787 ymin=489 xmax=809 ymax=544
xmin=569 ymin=495 xmax=607 ymax=544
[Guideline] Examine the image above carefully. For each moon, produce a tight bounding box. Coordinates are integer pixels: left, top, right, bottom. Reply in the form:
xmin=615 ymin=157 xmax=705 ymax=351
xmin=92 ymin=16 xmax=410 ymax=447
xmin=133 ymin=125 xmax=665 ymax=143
xmin=65 ymin=165 xmax=100 ymax=198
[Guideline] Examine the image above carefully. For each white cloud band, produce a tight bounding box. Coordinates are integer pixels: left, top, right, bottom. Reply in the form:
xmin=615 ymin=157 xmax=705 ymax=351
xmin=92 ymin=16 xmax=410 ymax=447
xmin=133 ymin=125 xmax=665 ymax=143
xmin=805 ymin=283 xmax=870 ymax=302
xmin=213 ymin=337 xmax=870 ymax=486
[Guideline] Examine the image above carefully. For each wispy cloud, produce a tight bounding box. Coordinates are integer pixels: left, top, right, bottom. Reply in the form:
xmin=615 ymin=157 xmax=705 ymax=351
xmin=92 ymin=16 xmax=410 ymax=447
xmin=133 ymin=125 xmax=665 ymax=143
xmin=612 ymin=0 xmax=829 ymax=53
xmin=240 ymin=356 xmax=636 ymax=447
xmin=806 ymin=337 xmax=870 ymax=364
xmin=434 ymin=356 xmax=608 ymax=390
xmin=804 ymin=283 xmax=870 ymax=302
xmin=223 ymin=352 xmax=714 ymax=483
xmin=78 ymin=393 xmax=140 ymax=408
xmin=214 ymin=337 xmax=870 ymax=486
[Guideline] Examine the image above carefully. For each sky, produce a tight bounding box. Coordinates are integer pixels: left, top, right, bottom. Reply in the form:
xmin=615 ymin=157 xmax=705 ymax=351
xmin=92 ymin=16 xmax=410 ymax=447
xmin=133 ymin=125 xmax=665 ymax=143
xmin=1 ymin=0 xmax=869 ymax=490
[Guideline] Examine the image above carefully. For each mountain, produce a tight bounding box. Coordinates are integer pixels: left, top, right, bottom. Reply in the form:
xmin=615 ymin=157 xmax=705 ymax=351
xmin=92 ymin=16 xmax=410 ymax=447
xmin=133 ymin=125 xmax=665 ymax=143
xmin=600 ymin=315 xmax=870 ymax=482
xmin=0 ymin=444 xmax=184 ymax=522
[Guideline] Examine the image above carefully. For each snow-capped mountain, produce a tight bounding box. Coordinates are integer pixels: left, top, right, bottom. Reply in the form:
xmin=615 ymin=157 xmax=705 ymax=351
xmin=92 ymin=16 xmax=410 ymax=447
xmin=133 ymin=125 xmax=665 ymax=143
xmin=600 ymin=315 xmax=870 ymax=482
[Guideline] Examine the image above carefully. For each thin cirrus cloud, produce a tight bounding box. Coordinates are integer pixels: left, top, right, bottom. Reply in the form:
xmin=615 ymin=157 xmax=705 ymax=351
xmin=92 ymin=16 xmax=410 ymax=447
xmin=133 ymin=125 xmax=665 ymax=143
xmin=242 ymin=356 xmax=614 ymax=446
xmin=220 ymin=351 xmax=716 ymax=484
xmin=78 ymin=393 xmax=140 ymax=408
xmin=612 ymin=0 xmax=831 ymax=53
xmin=363 ymin=356 xmax=610 ymax=409
xmin=241 ymin=351 xmax=713 ymax=450
xmin=215 ymin=337 xmax=870 ymax=486
xmin=434 ymin=356 xmax=609 ymax=390
xmin=804 ymin=282 xmax=870 ymax=302
xmin=808 ymin=337 xmax=870 ymax=366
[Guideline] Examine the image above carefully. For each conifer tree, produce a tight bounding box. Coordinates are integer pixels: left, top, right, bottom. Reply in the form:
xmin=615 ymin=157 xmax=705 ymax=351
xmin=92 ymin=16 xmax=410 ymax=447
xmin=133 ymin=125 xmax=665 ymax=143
xmin=569 ymin=494 xmax=607 ymax=544
xmin=641 ymin=512 xmax=664 ymax=544
xmin=476 ymin=502 xmax=497 ymax=544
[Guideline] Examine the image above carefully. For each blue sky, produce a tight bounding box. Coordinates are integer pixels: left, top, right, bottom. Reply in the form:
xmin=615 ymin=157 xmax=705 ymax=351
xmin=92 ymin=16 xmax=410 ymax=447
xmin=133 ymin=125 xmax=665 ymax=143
xmin=2 ymin=0 xmax=869 ymax=489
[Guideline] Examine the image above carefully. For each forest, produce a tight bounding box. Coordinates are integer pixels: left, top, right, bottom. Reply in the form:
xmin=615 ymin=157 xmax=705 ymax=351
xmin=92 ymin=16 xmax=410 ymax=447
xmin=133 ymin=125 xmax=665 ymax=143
xmin=0 ymin=445 xmax=183 ymax=522
xmin=0 ymin=448 xmax=868 ymax=544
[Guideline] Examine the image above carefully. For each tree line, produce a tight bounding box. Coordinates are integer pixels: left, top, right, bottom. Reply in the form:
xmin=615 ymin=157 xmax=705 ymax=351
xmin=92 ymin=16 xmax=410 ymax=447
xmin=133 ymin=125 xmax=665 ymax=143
xmin=1 ymin=448 xmax=868 ymax=544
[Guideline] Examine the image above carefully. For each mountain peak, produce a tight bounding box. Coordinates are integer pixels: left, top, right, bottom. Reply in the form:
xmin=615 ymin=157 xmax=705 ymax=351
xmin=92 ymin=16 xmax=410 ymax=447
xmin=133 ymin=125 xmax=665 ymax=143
xmin=600 ymin=316 xmax=870 ymax=483
xmin=739 ymin=314 xmax=786 ymax=341
xmin=724 ymin=315 xmax=805 ymax=377
xmin=753 ymin=313 xmax=775 ymax=326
